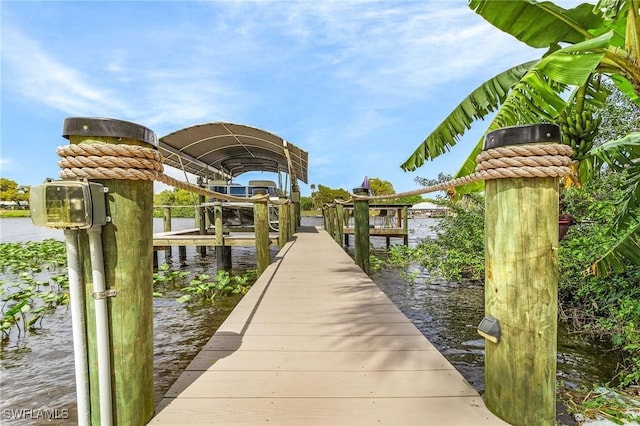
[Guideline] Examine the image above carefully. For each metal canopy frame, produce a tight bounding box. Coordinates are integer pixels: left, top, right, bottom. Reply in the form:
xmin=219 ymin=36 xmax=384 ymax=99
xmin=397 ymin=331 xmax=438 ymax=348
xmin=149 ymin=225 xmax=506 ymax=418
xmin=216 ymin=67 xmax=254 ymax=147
xmin=158 ymin=122 xmax=308 ymax=184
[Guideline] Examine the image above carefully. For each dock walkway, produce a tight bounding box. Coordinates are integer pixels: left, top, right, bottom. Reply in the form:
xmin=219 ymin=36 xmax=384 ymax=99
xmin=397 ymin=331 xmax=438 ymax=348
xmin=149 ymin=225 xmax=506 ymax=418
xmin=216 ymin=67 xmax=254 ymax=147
xmin=150 ymin=226 xmax=507 ymax=425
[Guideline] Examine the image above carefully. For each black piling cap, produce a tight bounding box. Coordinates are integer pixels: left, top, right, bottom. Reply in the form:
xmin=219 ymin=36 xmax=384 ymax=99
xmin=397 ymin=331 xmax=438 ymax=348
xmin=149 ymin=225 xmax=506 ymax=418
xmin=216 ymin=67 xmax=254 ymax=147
xmin=62 ymin=117 xmax=157 ymax=147
xmin=352 ymin=187 xmax=370 ymax=195
xmin=484 ymin=124 xmax=560 ymax=150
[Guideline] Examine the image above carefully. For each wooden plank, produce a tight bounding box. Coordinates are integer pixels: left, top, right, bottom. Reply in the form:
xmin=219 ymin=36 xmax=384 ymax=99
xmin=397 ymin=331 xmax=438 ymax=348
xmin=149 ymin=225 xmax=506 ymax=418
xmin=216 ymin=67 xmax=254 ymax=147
xmin=152 ymin=235 xmax=278 ymax=247
xmin=201 ymin=334 xmax=436 ymax=352
xmin=152 ymin=397 xmax=507 ymax=426
xmin=175 ymin=370 xmax=479 ymax=398
xmin=185 ymin=349 xmax=455 ymax=371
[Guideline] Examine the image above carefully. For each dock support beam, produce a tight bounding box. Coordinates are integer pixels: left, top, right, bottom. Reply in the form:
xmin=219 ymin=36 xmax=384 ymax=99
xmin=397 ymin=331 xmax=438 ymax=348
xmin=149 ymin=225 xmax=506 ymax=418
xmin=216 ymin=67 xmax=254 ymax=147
xmin=63 ymin=117 xmax=156 ymax=426
xmin=483 ymin=124 xmax=560 ymax=426
xmin=278 ymin=203 xmax=290 ymax=248
xmin=163 ymin=206 xmax=172 ymax=259
xmin=213 ymin=202 xmax=231 ymax=270
xmin=254 ymin=197 xmax=270 ymax=275
xmin=352 ymin=187 xmax=370 ymax=274
xmin=335 ymin=202 xmax=344 ymax=246
xmin=197 ymin=180 xmax=207 ymax=256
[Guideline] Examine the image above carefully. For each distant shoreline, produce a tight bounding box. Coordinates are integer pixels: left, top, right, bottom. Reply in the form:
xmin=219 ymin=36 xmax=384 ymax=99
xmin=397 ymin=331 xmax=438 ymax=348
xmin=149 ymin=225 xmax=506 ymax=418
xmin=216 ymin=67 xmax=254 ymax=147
xmin=0 ymin=209 xmax=30 ymax=218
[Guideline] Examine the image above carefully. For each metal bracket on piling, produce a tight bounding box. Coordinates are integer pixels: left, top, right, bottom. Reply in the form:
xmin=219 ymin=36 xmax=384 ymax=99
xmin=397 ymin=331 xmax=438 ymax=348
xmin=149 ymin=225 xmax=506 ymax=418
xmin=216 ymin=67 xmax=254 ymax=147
xmin=92 ymin=289 xmax=118 ymax=299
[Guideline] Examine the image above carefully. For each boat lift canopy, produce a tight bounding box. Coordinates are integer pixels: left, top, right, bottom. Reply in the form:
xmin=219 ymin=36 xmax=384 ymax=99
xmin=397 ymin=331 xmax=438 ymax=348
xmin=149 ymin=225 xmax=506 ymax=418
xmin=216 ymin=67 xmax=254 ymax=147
xmin=158 ymin=122 xmax=308 ymax=184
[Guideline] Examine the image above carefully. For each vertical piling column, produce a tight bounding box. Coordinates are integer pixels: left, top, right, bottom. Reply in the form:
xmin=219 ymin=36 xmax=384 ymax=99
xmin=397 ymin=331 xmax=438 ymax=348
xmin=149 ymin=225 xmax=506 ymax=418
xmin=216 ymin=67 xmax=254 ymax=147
xmin=278 ymin=203 xmax=289 ymax=248
xmin=197 ymin=180 xmax=207 ymax=256
xmin=402 ymin=206 xmax=409 ymax=246
xmin=291 ymin=185 xmax=301 ymax=228
xmin=163 ymin=206 xmax=172 ymax=258
xmin=352 ymin=187 xmax=370 ymax=274
xmin=483 ymin=124 xmax=560 ymax=426
xmin=335 ymin=202 xmax=344 ymax=246
xmin=253 ymin=196 xmax=270 ymax=275
xmin=213 ymin=202 xmax=231 ymax=269
xmin=63 ymin=117 xmax=156 ymax=426
xmin=327 ymin=203 xmax=336 ymax=240
xmin=289 ymin=202 xmax=296 ymax=236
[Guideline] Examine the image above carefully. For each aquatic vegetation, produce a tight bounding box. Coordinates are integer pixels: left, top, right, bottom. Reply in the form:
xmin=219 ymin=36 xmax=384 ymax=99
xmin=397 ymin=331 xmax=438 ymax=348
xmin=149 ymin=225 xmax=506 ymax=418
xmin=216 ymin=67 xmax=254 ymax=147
xmin=152 ymin=262 xmax=256 ymax=304
xmin=0 ymin=240 xmax=69 ymax=340
xmin=175 ymin=270 xmax=256 ymax=304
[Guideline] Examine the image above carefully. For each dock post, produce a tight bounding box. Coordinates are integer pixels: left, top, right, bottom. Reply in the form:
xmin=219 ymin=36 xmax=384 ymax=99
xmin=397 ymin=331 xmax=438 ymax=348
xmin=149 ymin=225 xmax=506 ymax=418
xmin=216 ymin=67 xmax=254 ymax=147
xmin=163 ymin=206 xmax=172 ymax=259
xmin=197 ymin=180 xmax=207 ymax=256
xmin=483 ymin=124 xmax=560 ymax=426
xmin=335 ymin=202 xmax=344 ymax=246
xmin=291 ymin=185 xmax=301 ymax=228
xmin=63 ymin=117 xmax=156 ymax=426
xmin=289 ymin=202 xmax=296 ymax=236
xmin=352 ymin=187 xmax=370 ymax=274
xmin=278 ymin=203 xmax=289 ymax=248
xmin=253 ymin=197 xmax=270 ymax=275
xmin=213 ymin=202 xmax=231 ymax=269
xmin=402 ymin=206 xmax=409 ymax=246
xmin=327 ymin=203 xmax=336 ymax=241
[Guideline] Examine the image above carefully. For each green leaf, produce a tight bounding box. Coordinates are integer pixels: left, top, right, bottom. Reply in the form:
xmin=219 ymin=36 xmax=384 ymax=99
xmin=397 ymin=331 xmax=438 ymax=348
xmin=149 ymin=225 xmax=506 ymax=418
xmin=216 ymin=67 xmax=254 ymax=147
xmin=469 ymin=0 xmax=604 ymax=48
xmin=176 ymin=294 xmax=191 ymax=304
xmin=400 ymin=61 xmax=536 ymax=171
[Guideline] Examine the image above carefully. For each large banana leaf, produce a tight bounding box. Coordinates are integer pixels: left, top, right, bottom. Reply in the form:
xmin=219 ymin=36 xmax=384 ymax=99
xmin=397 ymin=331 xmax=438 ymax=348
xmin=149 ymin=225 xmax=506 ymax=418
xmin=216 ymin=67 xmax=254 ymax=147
xmin=400 ymin=61 xmax=537 ymax=172
xmin=447 ymin=35 xmax=611 ymax=195
xmin=469 ymin=0 xmax=604 ymax=48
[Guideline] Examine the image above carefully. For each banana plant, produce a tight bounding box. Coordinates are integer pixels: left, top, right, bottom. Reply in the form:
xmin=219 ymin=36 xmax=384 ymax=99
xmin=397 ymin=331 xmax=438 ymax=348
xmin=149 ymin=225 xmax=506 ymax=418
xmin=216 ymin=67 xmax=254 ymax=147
xmin=400 ymin=0 xmax=640 ymax=275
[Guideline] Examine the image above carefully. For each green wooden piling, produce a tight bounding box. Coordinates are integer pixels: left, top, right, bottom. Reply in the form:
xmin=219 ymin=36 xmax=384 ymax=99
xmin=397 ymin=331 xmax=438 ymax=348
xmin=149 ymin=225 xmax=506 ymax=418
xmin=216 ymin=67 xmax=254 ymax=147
xmin=163 ymin=206 xmax=171 ymax=258
xmin=278 ymin=203 xmax=289 ymax=248
xmin=483 ymin=124 xmax=560 ymax=426
xmin=197 ymin=191 xmax=207 ymax=256
xmin=327 ymin=204 xmax=336 ymax=241
xmin=213 ymin=202 xmax=232 ymax=269
xmin=352 ymin=188 xmax=370 ymax=274
xmin=163 ymin=206 xmax=172 ymax=232
xmin=289 ymin=203 xmax=296 ymax=237
xmin=253 ymin=198 xmax=270 ymax=275
xmin=63 ymin=117 xmax=155 ymax=426
xmin=292 ymin=187 xmax=301 ymax=228
xmin=402 ymin=206 xmax=409 ymax=246
xmin=335 ymin=203 xmax=344 ymax=246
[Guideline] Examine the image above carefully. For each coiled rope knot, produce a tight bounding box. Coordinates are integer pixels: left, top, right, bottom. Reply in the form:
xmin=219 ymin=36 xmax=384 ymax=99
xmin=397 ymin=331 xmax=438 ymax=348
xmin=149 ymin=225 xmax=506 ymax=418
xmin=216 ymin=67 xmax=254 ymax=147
xmin=57 ymin=143 xmax=163 ymax=181
xmin=474 ymin=143 xmax=573 ymax=180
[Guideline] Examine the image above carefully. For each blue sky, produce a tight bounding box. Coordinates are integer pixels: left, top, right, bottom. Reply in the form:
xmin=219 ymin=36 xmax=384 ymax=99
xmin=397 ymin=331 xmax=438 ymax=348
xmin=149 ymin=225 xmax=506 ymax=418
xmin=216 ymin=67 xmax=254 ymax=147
xmin=1 ymin=0 xmax=580 ymax=197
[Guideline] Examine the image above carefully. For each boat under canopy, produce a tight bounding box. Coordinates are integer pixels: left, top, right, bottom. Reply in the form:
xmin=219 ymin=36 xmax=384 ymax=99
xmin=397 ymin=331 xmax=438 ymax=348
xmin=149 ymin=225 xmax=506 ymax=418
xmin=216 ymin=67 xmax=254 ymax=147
xmin=158 ymin=122 xmax=307 ymax=230
xmin=158 ymin=122 xmax=308 ymax=186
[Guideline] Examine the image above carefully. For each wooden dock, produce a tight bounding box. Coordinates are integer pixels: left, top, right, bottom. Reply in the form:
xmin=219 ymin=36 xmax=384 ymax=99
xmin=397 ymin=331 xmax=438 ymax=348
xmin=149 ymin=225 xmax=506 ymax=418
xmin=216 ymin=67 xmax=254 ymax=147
xmin=150 ymin=226 xmax=507 ymax=425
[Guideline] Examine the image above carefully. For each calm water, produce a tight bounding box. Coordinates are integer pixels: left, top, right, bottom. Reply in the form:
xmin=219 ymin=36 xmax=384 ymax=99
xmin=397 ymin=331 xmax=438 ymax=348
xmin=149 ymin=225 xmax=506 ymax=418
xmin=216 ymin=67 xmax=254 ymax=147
xmin=0 ymin=217 xmax=618 ymax=425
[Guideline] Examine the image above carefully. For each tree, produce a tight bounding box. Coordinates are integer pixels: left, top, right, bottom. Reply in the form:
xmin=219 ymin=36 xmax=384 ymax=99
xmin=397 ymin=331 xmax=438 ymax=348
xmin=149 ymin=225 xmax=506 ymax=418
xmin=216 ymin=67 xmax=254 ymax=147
xmin=314 ymin=185 xmax=350 ymax=205
xmin=400 ymin=0 xmax=640 ymax=276
xmin=300 ymin=196 xmax=314 ymax=211
xmin=0 ymin=178 xmax=29 ymax=204
xmin=368 ymin=178 xmax=395 ymax=197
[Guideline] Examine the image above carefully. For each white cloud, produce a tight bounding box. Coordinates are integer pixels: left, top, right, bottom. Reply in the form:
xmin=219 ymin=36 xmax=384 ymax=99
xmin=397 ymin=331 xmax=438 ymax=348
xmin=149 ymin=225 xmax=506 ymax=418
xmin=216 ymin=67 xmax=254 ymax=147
xmin=1 ymin=28 xmax=127 ymax=116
